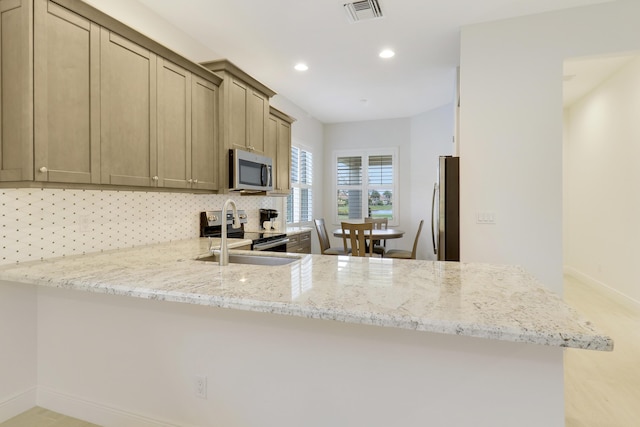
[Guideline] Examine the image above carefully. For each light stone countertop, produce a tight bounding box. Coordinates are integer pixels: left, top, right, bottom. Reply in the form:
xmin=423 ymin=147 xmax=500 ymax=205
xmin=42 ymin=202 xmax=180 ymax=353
xmin=0 ymin=238 xmax=613 ymax=351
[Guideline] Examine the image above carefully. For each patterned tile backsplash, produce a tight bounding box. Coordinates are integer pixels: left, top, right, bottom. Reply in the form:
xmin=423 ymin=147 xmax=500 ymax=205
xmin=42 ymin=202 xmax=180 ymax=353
xmin=0 ymin=188 xmax=285 ymax=265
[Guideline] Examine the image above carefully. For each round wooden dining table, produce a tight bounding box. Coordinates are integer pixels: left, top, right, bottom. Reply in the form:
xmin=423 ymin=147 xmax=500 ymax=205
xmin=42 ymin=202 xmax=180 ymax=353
xmin=332 ymin=228 xmax=405 ymax=240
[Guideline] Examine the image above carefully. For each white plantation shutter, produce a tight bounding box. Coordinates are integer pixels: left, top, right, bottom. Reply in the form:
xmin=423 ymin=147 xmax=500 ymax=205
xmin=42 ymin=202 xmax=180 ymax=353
xmin=335 ymin=149 xmax=398 ymax=225
xmin=337 ymin=156 xmax=362 ymax=185
xmin=290 ymin=147 xmax=300 ymax=185
xmin=336 ymin=156 xmax=363 ymax=220
xmin=300 ymin=149 xmax=312 ymax=186
xmin=368 ymin=155 xmax=393 ymax=185
xmin=287 ymin=146 xmax=313 ymax=224
xmin=367 ymin=154 xmax=394 ymax=220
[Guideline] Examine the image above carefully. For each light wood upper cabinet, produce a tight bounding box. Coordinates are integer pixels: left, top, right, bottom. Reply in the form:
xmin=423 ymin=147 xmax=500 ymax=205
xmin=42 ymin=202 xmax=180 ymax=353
xmin=275 ymin=119 xmax=292 ymax=192
xmin=1 ymin=0 xmax=221 ymax=191
xmin=191 ymin=76 xmax=218 ymax=190
xmin=247 ymin=89 xmax=268 ymax=154
xmin=100 ymin=30 xmax=157 ymax=187
xmin=223 ymin=74 xmax=269 ymax=155
xmin=200 ymin=59 xmax=275 ymax=191
xmin=157 ymin=61 xmax=219 ymax=190
xmin=268 ymin=106 xmax=295 ymax=196
xmin=0 ymin=0 xmax=32 ymax=182
xmin=158 ymin=58 xmax=191 ymax=189
xmin=228 ymin=78 xmax=248 ymax=152
xmin=34 ymin=0 xmax=99 ymax=184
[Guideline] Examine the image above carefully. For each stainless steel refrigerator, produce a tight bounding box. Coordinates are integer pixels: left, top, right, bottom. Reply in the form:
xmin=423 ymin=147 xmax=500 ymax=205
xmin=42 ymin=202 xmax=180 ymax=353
xmin=431 ymin=156 xmax=460 ymax=261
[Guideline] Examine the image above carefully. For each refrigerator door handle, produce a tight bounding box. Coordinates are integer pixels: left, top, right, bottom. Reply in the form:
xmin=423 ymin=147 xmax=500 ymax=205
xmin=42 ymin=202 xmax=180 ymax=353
xmin=431 ymin=182 xmax=438 ymax=255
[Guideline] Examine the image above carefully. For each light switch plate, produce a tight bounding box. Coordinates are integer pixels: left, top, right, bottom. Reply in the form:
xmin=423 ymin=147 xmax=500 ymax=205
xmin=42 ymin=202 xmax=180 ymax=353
xmin=476 ymin=211 xmax=496 ymax=224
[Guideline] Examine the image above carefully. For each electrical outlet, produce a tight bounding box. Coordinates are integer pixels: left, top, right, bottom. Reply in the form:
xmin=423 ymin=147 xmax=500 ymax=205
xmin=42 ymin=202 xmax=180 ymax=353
xmin=195 ymin=375 xmax=207 ymax=399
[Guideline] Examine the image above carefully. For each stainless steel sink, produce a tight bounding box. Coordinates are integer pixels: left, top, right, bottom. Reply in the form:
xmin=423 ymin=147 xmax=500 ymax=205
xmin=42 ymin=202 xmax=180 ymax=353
xmin=197 ymin=253 xmax=298 ymax=266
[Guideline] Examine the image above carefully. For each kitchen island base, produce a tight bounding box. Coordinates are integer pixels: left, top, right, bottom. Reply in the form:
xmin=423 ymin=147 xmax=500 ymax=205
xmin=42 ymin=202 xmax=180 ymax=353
xmin=7 ymin=284 xmax=565 ymax=427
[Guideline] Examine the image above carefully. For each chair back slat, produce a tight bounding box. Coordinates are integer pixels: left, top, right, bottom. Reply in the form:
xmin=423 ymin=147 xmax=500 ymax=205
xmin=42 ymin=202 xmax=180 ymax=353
xmin=364 ymin=217 xmax=387 ymax=230
xmin=411 ymin=220 xmax=425 ymax=259
xmin=314 ymin=218 xmax=331 ymax=253
xmin=341 ymin=222 xmax=373 ymax=257
xmin=365 ymin=217 xmax=388 ymax=254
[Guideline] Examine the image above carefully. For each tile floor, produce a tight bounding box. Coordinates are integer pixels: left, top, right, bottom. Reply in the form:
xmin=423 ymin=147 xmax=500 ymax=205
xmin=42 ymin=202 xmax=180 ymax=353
xmin=564 ymin=275 xmax=640 ymax=427
xmin=0 ymin=407 xmax=100 ymax=427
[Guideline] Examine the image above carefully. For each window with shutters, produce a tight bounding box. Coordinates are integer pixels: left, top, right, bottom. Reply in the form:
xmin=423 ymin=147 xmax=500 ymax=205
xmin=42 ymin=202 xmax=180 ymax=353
xmin=287 ymin=145 xmax=313 ymax=224
xmin=335 ymin=148 xmax=398 ymax=226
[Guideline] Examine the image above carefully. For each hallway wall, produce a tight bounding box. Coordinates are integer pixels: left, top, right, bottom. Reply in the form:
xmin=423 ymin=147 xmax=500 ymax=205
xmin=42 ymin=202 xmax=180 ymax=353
xmin=459 ymin=0 xmax=640 ymax=293
xmin=564 ymin=55 xmax=640 ymax=305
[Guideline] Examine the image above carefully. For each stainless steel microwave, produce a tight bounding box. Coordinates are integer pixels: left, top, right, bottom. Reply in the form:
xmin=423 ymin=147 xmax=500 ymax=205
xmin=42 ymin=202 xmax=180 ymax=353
xmin=229 ymin=149 xmax=273 ymax=192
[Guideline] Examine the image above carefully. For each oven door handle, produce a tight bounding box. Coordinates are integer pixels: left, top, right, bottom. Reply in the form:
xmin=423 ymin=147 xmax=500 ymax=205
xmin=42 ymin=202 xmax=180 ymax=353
xmin=253 ymin=238 xmax=290 ymax=251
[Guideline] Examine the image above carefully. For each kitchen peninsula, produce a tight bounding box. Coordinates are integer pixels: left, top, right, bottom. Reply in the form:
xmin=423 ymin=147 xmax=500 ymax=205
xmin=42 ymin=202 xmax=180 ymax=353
xmin=0 ymin=238 xmax=612 ymax=427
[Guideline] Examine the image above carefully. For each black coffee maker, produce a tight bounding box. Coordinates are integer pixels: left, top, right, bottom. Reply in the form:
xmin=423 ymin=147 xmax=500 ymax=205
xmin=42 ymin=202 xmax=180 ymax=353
xmin=259 ymin=209 xmax=279 ymax=230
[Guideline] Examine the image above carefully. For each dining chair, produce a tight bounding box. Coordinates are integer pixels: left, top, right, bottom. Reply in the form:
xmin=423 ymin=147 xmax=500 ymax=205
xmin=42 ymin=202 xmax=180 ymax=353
xmin=314 ymin=218 xmax=351 ymax=255
xmin=364 ymin=217 xmax=388 ymax=256
xmin=341 ymin=222 xmax=374 ymax=257
xmin=384 ymin=220 xmax=424 ymax=260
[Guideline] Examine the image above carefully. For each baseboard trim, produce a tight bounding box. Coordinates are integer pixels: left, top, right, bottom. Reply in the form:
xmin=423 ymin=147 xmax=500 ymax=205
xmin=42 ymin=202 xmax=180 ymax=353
xmin=564 ymin=266 xmax=640 ymax=311
xmin=37 ymin=387 xmax=183 ymax=427
xmin=0 ymin=387 xmax=37 ymax=423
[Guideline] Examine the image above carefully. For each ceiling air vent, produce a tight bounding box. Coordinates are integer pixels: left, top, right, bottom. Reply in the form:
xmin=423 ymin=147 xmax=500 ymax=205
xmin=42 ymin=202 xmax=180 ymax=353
xmin=344 ymin=0 xmax=383 ymax=23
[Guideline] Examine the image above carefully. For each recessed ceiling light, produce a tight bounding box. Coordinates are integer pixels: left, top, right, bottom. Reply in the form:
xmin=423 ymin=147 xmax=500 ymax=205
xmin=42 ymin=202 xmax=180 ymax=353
xmin=379 ymin=49 xmax=395 ymax=59
xmin=294 ymin=63 xmax=309 ymax=71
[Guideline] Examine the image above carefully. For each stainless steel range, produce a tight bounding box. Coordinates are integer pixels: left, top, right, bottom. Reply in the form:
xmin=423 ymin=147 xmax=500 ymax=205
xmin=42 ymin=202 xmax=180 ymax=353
xmin=199 ymin=210 xmax=289 ymax=252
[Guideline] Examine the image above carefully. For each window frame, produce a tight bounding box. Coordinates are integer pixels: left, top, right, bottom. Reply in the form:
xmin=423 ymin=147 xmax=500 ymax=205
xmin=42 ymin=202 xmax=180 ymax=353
xmin=333 ymin=147 xmax=399 ymax=226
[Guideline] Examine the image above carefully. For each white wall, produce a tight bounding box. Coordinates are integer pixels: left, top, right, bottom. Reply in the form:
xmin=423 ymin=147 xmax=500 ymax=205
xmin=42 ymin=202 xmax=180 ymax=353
xmin=34 ymin=286 xmax=564 ymax=427
xmin=410 ymin=105 xmax=456 ymax=260
xmin=564 ymin=56 xmax=640 ymax=305
xmin=0 ymin=282 xmax=37 ymax=419
xmin=459 ymin=0 xmax=640 ymax=293
xmin=82 ymin=0 xmax=220 ymax=62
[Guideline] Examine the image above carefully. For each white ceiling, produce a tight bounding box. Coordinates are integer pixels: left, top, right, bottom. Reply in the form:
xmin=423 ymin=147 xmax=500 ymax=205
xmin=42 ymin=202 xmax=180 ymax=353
xmin=131 ymin=0 xmax=615 ymax=123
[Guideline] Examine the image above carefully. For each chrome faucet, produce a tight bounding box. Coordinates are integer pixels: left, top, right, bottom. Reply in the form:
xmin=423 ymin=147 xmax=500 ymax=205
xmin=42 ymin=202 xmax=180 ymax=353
xmin=219 ymin=198 xmax=241 ymax=266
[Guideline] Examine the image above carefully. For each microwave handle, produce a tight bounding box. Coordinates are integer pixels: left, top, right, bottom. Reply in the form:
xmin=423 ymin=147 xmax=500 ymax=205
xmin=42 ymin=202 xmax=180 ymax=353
xmin=263 ymin=164 xmax=272 ymax=187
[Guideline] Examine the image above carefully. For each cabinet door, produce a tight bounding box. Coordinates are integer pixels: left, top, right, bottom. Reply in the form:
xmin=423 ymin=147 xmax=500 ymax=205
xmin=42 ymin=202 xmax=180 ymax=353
xmin=0 ymin=0 xmax=32 ymax=182
xmin=34 ymin=0 xmax=99 ymax=183
xmin=299 ymin=231 xmax=311 ymax=253
xmin=158 ymin=58 xmax=191 ymax=189
xmin=191 ymin=75 xmax=218 ymax=190
xmin=275 ymin=119 xmax=291 ymax=193
xmin=268 ymin=113 xmax=292 ymax=195
xmin=100 ymin=29 xmax=157 ymax=187
xmin=247 ymin=89 xmax=268 ymax=155
xmin=228 ymin=78 xmax=267 ymax=155
xmin=267 ymin=114 xmax=278 ymax=162
xmin=228 ymin=77 xmax=247 ymax=152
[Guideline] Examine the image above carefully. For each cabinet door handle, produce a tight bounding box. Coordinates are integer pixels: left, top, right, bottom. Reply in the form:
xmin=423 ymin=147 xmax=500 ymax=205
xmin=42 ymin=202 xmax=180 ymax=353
xmin=193 ymin=179 xmax=198 ymax=184
xmin=39 ymin=167 xmax=48 ymax=173
xmin=152 ymin=176 xmax=159 ymax=181
xmin=188 ymin=179 xmax=193 ymax=183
